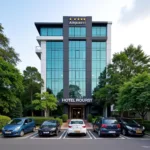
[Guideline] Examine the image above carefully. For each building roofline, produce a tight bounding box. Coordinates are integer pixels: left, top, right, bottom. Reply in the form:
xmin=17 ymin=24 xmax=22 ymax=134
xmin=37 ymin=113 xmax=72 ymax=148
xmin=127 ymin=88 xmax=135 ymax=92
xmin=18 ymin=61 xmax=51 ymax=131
xmin=35 ymin=22 xmax=63 ymax=34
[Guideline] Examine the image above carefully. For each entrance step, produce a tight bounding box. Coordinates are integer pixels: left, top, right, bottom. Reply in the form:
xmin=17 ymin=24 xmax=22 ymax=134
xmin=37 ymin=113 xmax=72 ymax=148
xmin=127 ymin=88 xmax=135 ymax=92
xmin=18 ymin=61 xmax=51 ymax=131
xmin=61 ymin=120 xmax=93 ymax=129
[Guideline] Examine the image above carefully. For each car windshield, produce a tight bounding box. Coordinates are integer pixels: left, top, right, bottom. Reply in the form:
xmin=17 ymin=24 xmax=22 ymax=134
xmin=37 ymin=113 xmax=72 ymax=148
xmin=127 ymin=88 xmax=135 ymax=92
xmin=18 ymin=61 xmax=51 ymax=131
xmin=70 ymin=121 xmax=83 ymax=124
xmin=8 ymin=119 xmax=23 ymax=125
xmin=122 ymin=119 xmax=138 ymax=125
xmin=103 ymin=119 xmax=118 ymax=124
xmin=42 ymin=121 xmax=57 ymax=127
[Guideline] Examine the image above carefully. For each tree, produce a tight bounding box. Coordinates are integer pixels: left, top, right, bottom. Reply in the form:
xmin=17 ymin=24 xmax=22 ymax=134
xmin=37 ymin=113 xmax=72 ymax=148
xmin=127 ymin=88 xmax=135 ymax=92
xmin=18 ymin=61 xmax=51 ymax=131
xmin=32 ymin=92 xmax=57 ymax=117
xmin=9 ymin=99 xmax=23 ymax=118
xmin=95 ymin=44 xmax=150 ymax=105
xmin=21 ymin=66 xmax=43 ymax=116
xmin=57 ymin=84 xmax=82 ymax=99
xmin=0 ymin=24 xmax=20 ymax=65
xmin=0 ymin=57 xmax=23 ymax=115
xmin=117 ymin=72 xmax=150 ymax=120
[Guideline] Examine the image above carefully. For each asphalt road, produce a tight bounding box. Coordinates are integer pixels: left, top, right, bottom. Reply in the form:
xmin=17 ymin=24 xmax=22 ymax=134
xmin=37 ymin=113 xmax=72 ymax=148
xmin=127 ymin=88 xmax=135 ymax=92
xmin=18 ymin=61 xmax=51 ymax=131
xmin=1 ymin=130 xmax=150 ymax=150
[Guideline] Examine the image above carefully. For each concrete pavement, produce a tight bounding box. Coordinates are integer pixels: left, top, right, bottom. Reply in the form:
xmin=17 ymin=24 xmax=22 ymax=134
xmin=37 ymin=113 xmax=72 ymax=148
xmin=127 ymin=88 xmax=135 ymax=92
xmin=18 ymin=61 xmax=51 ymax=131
xmin=1 ymin=130 xmax=150 ymax=150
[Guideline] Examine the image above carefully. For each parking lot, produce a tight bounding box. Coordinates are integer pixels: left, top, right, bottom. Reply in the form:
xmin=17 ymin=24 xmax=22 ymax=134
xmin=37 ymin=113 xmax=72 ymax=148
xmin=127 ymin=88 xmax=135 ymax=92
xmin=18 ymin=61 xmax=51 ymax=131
xmin=1 ymin=130 xmax=150 ymax=140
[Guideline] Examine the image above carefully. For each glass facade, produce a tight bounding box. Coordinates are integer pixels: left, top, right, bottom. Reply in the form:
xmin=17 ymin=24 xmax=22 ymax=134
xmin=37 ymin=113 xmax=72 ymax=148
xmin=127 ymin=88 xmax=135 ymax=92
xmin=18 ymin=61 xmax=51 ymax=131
xmin=69 ymin=27 xmax=86 ymax=37
xmin=92 ymin=42 xmax=106 ymax=91
xmin=40 ymin=28 xmax=63 ymax=36
xmin=46 ymin=41 xmax=63 ymax=96
xmin=92 ymin=26 xmax=107 ymax=37
xmin=69 ymin=41 xmax=86 ymax=98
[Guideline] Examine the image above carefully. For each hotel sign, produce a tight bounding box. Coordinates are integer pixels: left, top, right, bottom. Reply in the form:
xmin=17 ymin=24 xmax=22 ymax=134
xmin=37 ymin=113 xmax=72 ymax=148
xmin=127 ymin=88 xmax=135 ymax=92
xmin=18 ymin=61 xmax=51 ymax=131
xmin=61 ymin=98 xmax=92 ymax=103
xmin=69 ymin=17 xmax=86 ymax=25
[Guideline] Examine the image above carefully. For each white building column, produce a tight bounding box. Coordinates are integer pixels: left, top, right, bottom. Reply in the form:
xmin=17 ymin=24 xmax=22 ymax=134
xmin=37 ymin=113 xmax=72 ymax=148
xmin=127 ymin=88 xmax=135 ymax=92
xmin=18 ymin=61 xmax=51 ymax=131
xmin=41 ymin=41 xmax=46 ymax=93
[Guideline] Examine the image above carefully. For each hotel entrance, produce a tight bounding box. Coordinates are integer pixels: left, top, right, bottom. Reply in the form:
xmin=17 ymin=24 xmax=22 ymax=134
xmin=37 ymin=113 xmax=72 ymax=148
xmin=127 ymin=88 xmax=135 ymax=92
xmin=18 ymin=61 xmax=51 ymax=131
xmin=70 ymin=105 xmax=85 ymax=119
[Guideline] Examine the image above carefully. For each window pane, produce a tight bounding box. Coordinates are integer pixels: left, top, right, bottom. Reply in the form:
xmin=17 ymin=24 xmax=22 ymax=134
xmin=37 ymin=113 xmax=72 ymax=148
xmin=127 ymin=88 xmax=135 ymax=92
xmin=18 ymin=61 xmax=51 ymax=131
xmin=40 ymin=28 xmax=47 ymax=36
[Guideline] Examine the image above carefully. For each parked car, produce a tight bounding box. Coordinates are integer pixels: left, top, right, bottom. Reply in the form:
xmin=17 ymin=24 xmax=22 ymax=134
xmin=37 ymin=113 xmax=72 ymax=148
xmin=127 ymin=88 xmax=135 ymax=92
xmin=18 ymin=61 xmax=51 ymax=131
xmin=93 ymin=117 xmax=121 ymax=137
xmin=2 ymin=117 xmax=36 ymax=137
xmin=67 ymin=119 xmax=87 ymax=136
xmin=38 ymin=120 xmax=60 ymax=137
xmin=116 ymin=117 xmax=145 ymax=137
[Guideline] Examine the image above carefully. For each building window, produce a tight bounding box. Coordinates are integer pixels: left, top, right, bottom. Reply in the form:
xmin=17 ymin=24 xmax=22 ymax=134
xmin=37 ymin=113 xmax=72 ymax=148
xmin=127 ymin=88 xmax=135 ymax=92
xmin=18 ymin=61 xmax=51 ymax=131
xmin=46 ymin=42 xmax=63 ymax=96
xmin=92 ymin=26 xmax=107 ymax=37
xmin=69 ymin=41 xmax=86 ymax=98
xmin=69 ymin=27 xmax=86 ymax=37
xmin=40 ymin=28 xmax=63 ymax=36
xmin=92 ymin=42 xmax=106 ymax=92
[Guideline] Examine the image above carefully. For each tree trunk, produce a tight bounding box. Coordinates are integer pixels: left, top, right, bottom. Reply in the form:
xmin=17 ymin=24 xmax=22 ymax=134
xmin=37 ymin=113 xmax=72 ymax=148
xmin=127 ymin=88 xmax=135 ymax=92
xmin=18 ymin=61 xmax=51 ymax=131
xmin=44 ymin=109 xmax=49 ymax=117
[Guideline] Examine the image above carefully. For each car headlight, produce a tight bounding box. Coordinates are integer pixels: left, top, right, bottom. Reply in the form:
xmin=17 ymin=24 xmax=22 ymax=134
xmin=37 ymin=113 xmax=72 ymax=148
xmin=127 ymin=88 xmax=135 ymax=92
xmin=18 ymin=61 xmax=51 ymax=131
xmin=143 ymin=126 xmax=145 ymax=130
xmin=126 ymin=126 xmax=133 ymax=130
xmin=51 ymin=128 xmax=56 ymax=131
xmin=14 ymin=126 xmax=21 ymax=131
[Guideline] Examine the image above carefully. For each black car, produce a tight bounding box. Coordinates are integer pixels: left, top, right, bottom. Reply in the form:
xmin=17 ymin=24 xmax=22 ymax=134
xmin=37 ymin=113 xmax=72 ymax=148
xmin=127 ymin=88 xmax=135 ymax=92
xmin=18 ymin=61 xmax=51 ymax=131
xmin=93 ymin=117 xmax=121 ymax=137
xmin=38 ymin=120 xmax=60 ymax=137
xmin=116 ymin=118 xmax=145 ymax=137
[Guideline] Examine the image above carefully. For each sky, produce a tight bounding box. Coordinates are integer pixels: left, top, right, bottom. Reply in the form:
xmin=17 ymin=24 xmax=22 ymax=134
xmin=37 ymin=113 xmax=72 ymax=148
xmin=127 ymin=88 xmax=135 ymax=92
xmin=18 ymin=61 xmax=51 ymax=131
xmin=0 ymin=0 xmax=150 ymax=73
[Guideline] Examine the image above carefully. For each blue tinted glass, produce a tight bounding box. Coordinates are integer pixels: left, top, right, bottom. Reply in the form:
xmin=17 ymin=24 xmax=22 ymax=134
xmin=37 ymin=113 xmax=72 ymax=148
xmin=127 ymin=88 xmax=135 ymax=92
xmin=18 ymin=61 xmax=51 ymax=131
xmin=101 ymin=27 xmax=106 ymax=36
xmin=46 ymin=42 xmax=63 ymax=96
xmin=69 ymin=27 xmax=86 ymax=37
xmin=92 ymin=26 xmax=107 ymax=37
xmin=69 ymin=41 xmax=86 ymax=97
xmin=40 ymin=28 xmax=47 ymax=36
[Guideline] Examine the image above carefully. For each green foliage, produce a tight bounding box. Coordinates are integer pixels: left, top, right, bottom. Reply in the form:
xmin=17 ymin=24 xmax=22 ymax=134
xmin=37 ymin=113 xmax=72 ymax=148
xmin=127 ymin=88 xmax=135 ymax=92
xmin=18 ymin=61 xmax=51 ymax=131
xmin=9 ymin=99 xmax=23 ymax=118
xmin=117 ymin=72 xmax=150 ymax=119
xmin=92 ymin=116 xmax=102 ymax=123
xmin=0 ymin=115 xmax=11 ymax=130
xmin=94 ymin=45 xmax=150 ymax=107
xmin=57 ymin=85 xmax=81 ymax=99
xmin=32 ymin=92 xmax=57 ymax=117
xmin=87 ymin=114 xmax=92 ymax=122
xmin=0 ymin=57 xmax=23 ymax=115
xmin=28 ymin=117 xmax=62 ymax=126
xmin=0 ymin=24 xmax=20 ymax=65
xmin=62 ymin=114 xmax=68 ymax=122
xmin=21 ymin=66 xmax=43 ymax=116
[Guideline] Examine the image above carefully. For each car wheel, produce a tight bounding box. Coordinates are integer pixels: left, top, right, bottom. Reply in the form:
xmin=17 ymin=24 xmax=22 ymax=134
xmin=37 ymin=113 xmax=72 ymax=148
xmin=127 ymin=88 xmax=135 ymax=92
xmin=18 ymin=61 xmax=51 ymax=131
xmin=32 ymin=127 xmax=36 ymax=132
xmin=20 ymin=130 xmax=24 ymax=137
xmin=84 ymin=133 xmax=87 ymax=136
xmin=116 ymin=134 xmax=120 ymax=137
xmin=93 ymin=126 xmax=95 ymax=132
xmin=55 ymin=130 xmax=58 ymax=136
xmin=122 ymin=129 xmax=127 ymax=136
xmin=67 ymin=133 xmax=70 ymax=136
xmin=98 ymin=130 xmax=101 ymax=137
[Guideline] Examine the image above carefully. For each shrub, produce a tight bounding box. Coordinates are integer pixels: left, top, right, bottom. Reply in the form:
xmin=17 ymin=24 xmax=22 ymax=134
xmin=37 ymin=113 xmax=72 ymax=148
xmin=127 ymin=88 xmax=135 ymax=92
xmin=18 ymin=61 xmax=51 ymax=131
xmin=28 ymin=117 xmax=63 ymax=126
xmin=142 ymin=123 xmax=150 ymax=131
xmin=0 ymin=115 xmax=11 ymax=130
xmin=62 ymin=114 xmax=68 ymax=122
xmin=87 ymin=114 xmax=92 ymax=122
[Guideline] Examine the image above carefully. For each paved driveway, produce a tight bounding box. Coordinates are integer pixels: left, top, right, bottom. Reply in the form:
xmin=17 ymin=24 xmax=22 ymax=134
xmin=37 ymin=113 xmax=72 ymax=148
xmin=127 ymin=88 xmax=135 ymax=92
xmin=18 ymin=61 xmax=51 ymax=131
xmin=1 ymin=130 xmax=150 ymax=150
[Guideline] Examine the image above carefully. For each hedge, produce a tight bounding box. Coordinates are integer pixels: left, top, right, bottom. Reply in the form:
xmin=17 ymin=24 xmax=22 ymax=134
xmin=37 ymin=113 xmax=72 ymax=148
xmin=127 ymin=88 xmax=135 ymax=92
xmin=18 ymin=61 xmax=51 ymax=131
xmin=87 ymin=114 xmax=92 ymax=122
xmin=28 ymin=117 xmax=63 ymax=126
xmin=0 ymin=115 xmax=11 ymax=130
xmin=62 ymin=114 xmax=68 ymax=122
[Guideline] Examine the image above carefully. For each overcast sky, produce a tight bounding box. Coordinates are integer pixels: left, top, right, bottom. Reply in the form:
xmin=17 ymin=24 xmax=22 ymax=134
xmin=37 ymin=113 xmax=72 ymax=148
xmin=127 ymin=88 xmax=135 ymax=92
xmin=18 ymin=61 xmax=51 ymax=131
xmin=0 ymin=0 xmax=150 ymax=73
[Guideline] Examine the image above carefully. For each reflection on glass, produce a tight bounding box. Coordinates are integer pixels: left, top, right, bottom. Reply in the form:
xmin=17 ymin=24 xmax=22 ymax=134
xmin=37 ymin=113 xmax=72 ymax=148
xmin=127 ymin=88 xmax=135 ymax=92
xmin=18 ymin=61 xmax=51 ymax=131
xmin=69 ymin=41 xmax=86 ymax=98
xmin=46 ymin=42 xmax=63 ymax=96
xmin=92 ymin=42 xmax=106 ymax=92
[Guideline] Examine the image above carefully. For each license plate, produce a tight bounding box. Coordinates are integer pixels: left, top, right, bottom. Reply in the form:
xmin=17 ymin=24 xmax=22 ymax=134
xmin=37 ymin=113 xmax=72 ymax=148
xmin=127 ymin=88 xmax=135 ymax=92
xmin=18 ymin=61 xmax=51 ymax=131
xmin=136 ymin=130 xmax=142 ymax=133
xmin=5 ymin=131 xmax=11 ymax=134
xmin=43 ymin=132 xmax=49 ymax=134
xmin=109 ymin=131 xmax=116 ymax=133
xmin=75 ymin=130 xmax=80 ymax=133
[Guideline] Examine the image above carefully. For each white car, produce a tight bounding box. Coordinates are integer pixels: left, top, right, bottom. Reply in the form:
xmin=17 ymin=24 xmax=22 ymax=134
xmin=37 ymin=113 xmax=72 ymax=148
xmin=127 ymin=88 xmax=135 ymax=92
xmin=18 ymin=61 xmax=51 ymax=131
xmin=67 ymin=119 xmax=87 ymax=136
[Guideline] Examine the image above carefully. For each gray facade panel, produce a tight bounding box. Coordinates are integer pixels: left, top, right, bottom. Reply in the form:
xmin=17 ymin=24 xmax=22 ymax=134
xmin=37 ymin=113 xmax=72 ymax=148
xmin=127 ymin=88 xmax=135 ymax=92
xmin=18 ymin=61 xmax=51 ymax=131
xmin=63 ymin=17 xmax=69 ymax=98
xmin=86 ymin=17 xmax=92 ymax=98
